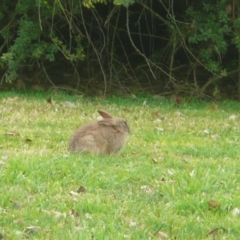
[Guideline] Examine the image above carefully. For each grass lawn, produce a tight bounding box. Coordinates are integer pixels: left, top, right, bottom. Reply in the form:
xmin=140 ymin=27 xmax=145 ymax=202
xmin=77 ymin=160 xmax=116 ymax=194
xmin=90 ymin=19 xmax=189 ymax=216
xmin=1 ymin=91 xmax=240 ymax=239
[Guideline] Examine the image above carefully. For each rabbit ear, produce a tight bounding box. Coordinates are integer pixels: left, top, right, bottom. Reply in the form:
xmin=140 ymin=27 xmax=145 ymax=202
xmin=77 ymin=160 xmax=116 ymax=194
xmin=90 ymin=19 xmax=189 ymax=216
xmin=98 ymin=110 xmax=112 ymax=119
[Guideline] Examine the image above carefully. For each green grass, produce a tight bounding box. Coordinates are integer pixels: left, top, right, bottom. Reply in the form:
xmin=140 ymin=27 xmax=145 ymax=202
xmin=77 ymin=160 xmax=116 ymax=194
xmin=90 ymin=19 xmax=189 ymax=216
xmin=1 ymin=91 xmax=240 ymax=239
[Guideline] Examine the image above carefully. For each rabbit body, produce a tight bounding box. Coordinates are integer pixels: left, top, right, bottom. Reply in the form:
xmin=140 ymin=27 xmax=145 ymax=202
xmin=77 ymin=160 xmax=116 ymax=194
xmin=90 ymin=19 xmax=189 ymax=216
xmin=68 ymin=111 xmax=130 ymax=155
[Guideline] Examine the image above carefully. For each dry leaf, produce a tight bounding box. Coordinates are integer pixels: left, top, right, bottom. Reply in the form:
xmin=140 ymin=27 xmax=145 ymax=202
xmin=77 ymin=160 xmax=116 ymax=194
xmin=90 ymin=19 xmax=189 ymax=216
xmin=175 ymin=95 xmax=182 ymax=105
xmin=140 ymin=185 xmax=153 ymax=193
xmin=41 ymin=209 xmax=66 ymax=218
xmin=155 ymin=127 xmax=164 ymax=132
xmin=24 ymin=226 xmax=41 ymax=233
xmin=203 ymin=129 xmax=210 ymax=134
xmin=5 ymin=131 xmax=20 ymax=136
xmin=129 ymin=221 xmax=137 ymax=227
xmin=10 ymin=200 xmax=22 ymax=209
xmin=46 ymin=97 xmax=53 ymax=105
xmin=155 ymin=231 xmax=169 ymax=239
xmin=151 ymin=111 xmax=159 ymax=117
xmin=77 ymin=186 xmax=86 ymax=193
xmin=69 ymin=191 xmax=79 ymax=196
xmin=232 ymin=207 xmax=240 ymax=216
xmin=208 ymin=103 xmax=218 ymax=111
xmin=206 ymin=227 xmax=227 ymax=237
xmin=208 ymin=199 xmax=221 ymax=209
xmin=85 ymin=213 xmax=92 ymax=219
xmin=13 ymin=218 xmax=25 ymax=224
xmin=152 ymin=158 xmax=158 ymax=164
xmin=161 ymin=177 xmax=166 ymax=182
xmin=71 ymin=209 xmax=80 ymax=217
xmin=61 ymin=101 xmax=76 ymax=108
xmin=229 ymin=115 xmax=238 ymax=120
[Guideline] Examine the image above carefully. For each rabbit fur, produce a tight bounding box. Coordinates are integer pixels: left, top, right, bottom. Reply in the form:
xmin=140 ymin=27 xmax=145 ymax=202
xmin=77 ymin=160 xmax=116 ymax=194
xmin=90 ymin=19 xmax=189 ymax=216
xmin=68 ymin=110 xmax=130 ymax=155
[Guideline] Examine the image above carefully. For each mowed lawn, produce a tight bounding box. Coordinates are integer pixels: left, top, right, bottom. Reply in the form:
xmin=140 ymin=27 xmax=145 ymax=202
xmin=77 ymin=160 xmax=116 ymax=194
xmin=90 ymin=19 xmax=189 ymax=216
xmin=1 ymin=92 xmax=240 ymax=239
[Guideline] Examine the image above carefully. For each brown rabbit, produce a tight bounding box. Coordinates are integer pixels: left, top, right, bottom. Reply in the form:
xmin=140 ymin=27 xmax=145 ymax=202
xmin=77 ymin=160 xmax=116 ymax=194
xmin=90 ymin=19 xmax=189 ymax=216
xmin=68 ymin=110 xmax=130 ymax=155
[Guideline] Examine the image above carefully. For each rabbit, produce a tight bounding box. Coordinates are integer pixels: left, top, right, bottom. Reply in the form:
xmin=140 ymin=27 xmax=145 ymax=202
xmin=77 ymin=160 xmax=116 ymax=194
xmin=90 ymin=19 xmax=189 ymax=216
xmin=68 ymin=110 xmax=130 ymax=155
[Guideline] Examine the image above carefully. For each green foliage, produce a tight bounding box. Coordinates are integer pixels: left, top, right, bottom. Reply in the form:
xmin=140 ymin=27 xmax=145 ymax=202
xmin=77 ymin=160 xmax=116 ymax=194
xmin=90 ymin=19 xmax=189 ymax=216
xmin=232 ymin=18 xmax=240 ymax=50
xmin=1 ymin=18 xmax=41 ymax=82
xmin=113 ymin=0 xmax=135 ymax=7
xmin=0 ymin=0 xmax=85 ymax=82
xmin=186 ymin=2 xmax=231 ymax=73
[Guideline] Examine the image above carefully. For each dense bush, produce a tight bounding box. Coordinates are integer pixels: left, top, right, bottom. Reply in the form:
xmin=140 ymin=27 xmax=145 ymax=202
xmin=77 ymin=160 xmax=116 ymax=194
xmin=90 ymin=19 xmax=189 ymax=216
xmin=0 ymin=0 xmax=240 ymax=98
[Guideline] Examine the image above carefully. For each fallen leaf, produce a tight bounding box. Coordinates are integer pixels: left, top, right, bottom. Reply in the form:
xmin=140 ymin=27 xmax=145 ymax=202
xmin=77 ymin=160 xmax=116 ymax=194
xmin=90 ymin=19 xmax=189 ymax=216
xmin=208 ymin=199 xmax=221 ymax=209
xmin=155 ymin=231 xmax=169 ymax=239
xmin=5 ymin=131 xmax=20 ymax=136
xmin=206 ymin=227 xmax=227 ymax=237
xmin=71 ymin=209 xmax=80 ymax=217
xmin=46 ymin=97 xmax=53 ymax=105
xmin=175 ymin=95 xmax=182 ymax=105
xmin=41 ymin=209 xmax=66 ymax=218
xmin=129 ymin=221 xmax=137 ymax=227
xmin=189 ymin=170 xmax=195 ymax=177
xmin=155 ymin=127 xmax=164 ymax=132
xmin=203 ymin=129 xmax=210 ymax=134
xmin=77 ymin=186 xmax=86 ymax=194
xmin=13 ymin=218 xmax=25 ymax=224
xmin=208 ymin=103 xmax=218 ymax=111
xmin=140 ymin=185 xmax=153 ymax=193
xmin=167 ymin=169 xmax=175 ymax=175
xmin=211 ymin=134 xmax=219 ymax=139
xmin=24 ymin=226 xmax=41 ymax=233
xmin=10 ymin=200 xmax=22 ymax=209
xmin=151 ymin=111 xmax=159 ymax=117
xmin=229 ymin=115 xmax=238 ymax=120
xmin=69 ymin=191 xmax=79 ymax=196
xmin=152 ymin=158 xmax=158 ymax=164
xmin=85 ymin=213 xmax=92 ymax=219
xmin=232 ymin=207 xmax=240 ymax=216
xmin=61 ymin=101 xmax=76 ymax=108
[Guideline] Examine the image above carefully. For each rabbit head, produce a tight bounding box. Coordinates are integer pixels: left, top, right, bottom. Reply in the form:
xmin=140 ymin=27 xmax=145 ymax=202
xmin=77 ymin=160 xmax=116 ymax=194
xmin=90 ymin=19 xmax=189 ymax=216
xmin=68 ymin=110 xmax=130 ymax=155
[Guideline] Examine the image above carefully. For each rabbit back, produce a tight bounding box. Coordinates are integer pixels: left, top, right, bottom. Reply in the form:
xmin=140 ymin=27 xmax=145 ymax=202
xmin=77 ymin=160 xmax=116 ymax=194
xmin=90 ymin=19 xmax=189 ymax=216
xmin=68 ymin=119 xmax=129 ymax=155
